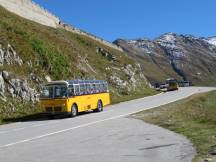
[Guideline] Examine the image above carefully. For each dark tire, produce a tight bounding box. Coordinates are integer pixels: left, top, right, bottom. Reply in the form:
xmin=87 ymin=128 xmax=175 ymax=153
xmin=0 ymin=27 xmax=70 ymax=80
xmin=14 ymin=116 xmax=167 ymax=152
xmin=94 ymin=100 xmax=103 ymax=112
xmin=70 ymin=104 xmax=78 ymax=118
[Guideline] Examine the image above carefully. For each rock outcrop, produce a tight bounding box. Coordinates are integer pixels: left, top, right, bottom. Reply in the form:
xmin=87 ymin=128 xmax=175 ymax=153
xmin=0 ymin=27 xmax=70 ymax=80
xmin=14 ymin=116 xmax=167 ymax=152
xmin=96 ymin=47 xmax=118 ymax=62
xmin=7 ymin=77 xmax=38 ymax=102
xmin=0 ymin=44 xmax=39 ymax=103
xmin=0 ymin=44 xmax=23 ymax=66
xmin=110 ymin=64 xmax=148 ymax=93
xmin=0 ymin=71 xmax=39 ymax=102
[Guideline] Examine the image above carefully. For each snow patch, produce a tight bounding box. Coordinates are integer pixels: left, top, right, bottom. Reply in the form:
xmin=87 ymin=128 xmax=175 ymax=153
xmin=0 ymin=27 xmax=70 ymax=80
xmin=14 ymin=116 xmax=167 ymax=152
xmin=127 ymin=39 xmax=155 ymax=54
xmin=205 ymin=37 xmax=216 ymax=46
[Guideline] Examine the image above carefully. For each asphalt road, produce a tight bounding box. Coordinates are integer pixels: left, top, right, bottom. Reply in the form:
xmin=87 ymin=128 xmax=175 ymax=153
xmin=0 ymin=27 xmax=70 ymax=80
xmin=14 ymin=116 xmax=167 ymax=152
xmin=0 ymin=87 xmax=215 ymax=162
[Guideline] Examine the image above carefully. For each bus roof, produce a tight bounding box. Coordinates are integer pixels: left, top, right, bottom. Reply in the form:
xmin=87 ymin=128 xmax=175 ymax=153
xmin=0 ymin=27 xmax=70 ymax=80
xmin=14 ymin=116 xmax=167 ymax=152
xmin=67 ymin=80 xmax=107 ymax=85
xmin=45 ymin=81 xmax=68 ymax=85
xmin=45 ymin=80 xmax=108 ymax=86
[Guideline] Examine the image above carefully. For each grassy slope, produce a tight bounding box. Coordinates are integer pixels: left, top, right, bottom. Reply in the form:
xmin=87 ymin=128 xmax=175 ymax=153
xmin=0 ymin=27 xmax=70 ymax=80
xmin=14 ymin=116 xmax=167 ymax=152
xmin=0 ymin=6 xmax=156 ymax=124
xmin=133 ymin=91 xmax=216 ymax=162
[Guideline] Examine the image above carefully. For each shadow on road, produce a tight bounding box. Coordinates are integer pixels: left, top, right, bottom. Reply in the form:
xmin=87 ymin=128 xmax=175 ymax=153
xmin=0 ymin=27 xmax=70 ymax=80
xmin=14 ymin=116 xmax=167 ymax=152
xmin=3 ymin=113 xmax=53 ymax=123
xmin=2 ymin=111 xmax=95 ymax=123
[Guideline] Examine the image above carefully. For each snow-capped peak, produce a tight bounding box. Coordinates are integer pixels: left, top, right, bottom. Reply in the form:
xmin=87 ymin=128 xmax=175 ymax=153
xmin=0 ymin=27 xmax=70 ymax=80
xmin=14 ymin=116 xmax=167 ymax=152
xmin=155 ymin=33 xmax=186 ymax=59
xmin=205 ymin=37 xmax=216 ymax=46
xmin=159 ymin=33 xmax=177 ymax=42
xmin=155 ymin=33 xmax=178 ymax=49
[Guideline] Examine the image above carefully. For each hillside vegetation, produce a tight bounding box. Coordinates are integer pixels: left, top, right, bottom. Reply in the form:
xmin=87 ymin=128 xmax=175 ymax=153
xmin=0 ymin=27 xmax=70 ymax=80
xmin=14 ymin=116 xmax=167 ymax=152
xmin=0 ymin=6 xmax=155 ymax=123
xmin=133 ymin=91 xmax=216 ymax=162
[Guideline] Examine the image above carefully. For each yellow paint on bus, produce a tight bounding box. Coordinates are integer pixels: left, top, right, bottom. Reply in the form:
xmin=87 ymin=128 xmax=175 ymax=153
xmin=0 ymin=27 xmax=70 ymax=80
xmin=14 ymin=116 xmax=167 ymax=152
xmin=40 ymin=80 xmax=110 ymax=117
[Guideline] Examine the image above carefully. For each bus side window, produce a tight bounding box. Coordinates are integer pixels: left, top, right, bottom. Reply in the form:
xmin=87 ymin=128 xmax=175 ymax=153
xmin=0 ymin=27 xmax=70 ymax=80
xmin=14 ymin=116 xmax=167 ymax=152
xmin=74 ymin=85 xmax=80 ymax=96
xmin=85 ymin=84 xmax=90 ymax=95
xmin=102 ymin=84 xmax=106 ymax=92
xmin=68 ymin=85 xmax=74 ymax=97
xmin=99 ymin=83 xmax=103 ymax=92
xmin=84 ymin=84 xmax=87 ymax=95
xmin=80 ymin=84 xmax=85 ymax=95
xmin=90 ymin=83 xmax=94 ymax=94
xmin=87 ymin=84 xmax=91 ymax=94
xmin=92 ymin=84 xmax=95 ymax=93
xmin=95 ymin=84 xmax=100 ymax=93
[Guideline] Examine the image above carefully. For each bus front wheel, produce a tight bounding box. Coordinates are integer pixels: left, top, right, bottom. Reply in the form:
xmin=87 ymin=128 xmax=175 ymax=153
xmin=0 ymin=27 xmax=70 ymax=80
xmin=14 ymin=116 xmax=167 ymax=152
xmin=70 ymin=104 xmax=78 ymax=118
xmin=94 ymin=100 xmax=103 ymax=112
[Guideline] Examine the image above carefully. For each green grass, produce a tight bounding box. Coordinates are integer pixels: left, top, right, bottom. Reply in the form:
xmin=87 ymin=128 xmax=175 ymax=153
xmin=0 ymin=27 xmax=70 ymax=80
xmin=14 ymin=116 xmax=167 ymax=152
xmin=111 ymin=88 xmax=157 ymax=104
xmin=31 ymin=38 xmax=70 ymax=79
xmin=0 ymin=100 xmax=42 ymax=125
xmin=132 ymin=90 xmax=216 ymax=162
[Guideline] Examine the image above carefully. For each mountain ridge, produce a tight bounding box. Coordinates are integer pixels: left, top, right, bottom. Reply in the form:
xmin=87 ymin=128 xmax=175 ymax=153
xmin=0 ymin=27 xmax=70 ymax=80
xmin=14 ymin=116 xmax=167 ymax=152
xmin=114 ymin=33 xmax=216 ymax=86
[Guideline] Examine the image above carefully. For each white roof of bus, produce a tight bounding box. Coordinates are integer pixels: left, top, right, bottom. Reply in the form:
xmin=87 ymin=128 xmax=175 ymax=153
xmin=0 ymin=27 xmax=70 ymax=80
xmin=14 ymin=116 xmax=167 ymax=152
xmin=45 ymin=81 xmax=68 ymax=85
xmin=45 ymin=80 xmax=108 ymax=86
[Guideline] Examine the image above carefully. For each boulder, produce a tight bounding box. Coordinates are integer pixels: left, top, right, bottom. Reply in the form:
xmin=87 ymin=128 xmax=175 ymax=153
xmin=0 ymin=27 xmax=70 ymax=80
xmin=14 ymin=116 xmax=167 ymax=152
xmin=2 ymin=70 xmax=10 ymax=81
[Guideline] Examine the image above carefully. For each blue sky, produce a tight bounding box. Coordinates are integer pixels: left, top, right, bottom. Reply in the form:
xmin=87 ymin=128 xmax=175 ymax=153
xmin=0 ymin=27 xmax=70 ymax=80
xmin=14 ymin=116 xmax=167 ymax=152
xmin=34 ymin=0 xmax=216 ymax=41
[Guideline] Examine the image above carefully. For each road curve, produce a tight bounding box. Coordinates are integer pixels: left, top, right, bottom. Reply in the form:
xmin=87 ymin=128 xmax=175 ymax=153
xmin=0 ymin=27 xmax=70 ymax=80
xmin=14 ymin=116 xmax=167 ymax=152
xmin=0 ymin=87 xmax=215 ymax=162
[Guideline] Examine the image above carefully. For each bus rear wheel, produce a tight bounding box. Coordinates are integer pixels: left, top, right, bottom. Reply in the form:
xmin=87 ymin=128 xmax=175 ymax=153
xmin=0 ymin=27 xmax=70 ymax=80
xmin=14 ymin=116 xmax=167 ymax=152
xmin=70 ymin=104 xmax=78 ymax=118
xmin=94 ymin=100 xmax=103 ymax=112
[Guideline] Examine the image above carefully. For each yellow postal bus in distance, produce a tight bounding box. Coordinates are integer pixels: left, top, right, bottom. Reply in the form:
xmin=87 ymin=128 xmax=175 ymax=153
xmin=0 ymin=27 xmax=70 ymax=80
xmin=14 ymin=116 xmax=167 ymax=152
xmin=166 ymin=78 xmax=178 ymax=91
xmin=40 ymin=80 xmax=110 ymax=117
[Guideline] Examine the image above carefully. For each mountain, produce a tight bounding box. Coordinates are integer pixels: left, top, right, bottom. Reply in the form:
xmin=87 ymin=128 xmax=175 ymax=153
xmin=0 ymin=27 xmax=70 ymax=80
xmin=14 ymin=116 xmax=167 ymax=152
xmin=0 ymin=5 xmax=155 ymax=122
xmin=114 ymin=33 xmax=216 ymax=86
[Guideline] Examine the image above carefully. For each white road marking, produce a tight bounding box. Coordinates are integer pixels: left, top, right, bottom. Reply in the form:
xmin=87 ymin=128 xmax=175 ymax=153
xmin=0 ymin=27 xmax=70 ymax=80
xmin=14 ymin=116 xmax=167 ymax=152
xmin=0 ymin=114 xmax=128 ymax=148
xmin=0 ymin=110 xmax=113 ymax=135
xmin=13 ymin=128 xmax=25 ymax=131
xmin=0 ymin=121 xmax=60 ymax=134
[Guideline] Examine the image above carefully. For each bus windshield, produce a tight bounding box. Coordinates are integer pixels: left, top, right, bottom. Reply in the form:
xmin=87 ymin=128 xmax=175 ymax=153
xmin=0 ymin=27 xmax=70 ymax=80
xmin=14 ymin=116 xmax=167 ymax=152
xmin=41 ymin=84 xmax=68 ymax=99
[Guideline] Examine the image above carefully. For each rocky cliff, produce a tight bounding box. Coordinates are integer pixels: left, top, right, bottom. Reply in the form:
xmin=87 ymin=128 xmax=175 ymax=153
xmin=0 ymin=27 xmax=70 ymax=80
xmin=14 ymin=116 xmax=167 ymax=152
xmin=114 ymin=33 xmax=216 ymax=86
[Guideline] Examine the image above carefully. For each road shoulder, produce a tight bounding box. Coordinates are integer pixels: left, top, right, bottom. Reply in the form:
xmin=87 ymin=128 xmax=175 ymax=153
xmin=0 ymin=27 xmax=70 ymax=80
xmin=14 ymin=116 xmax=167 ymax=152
xmin=131 ymin=90 xmax=216 ymax=162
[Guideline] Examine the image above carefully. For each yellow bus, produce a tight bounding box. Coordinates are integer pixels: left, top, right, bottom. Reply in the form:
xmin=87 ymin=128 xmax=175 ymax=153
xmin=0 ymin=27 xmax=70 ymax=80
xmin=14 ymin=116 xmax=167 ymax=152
xmin=40 ymin=80 xmax=110 ymax=117
xmin=166 ymin=78 xmax=178 ymax=91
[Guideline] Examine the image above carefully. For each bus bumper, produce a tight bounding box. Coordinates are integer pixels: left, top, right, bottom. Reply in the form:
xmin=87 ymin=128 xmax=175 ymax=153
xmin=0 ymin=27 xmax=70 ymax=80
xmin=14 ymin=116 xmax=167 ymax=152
xmin=43 ymin=112 xmax=71 ymax=117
